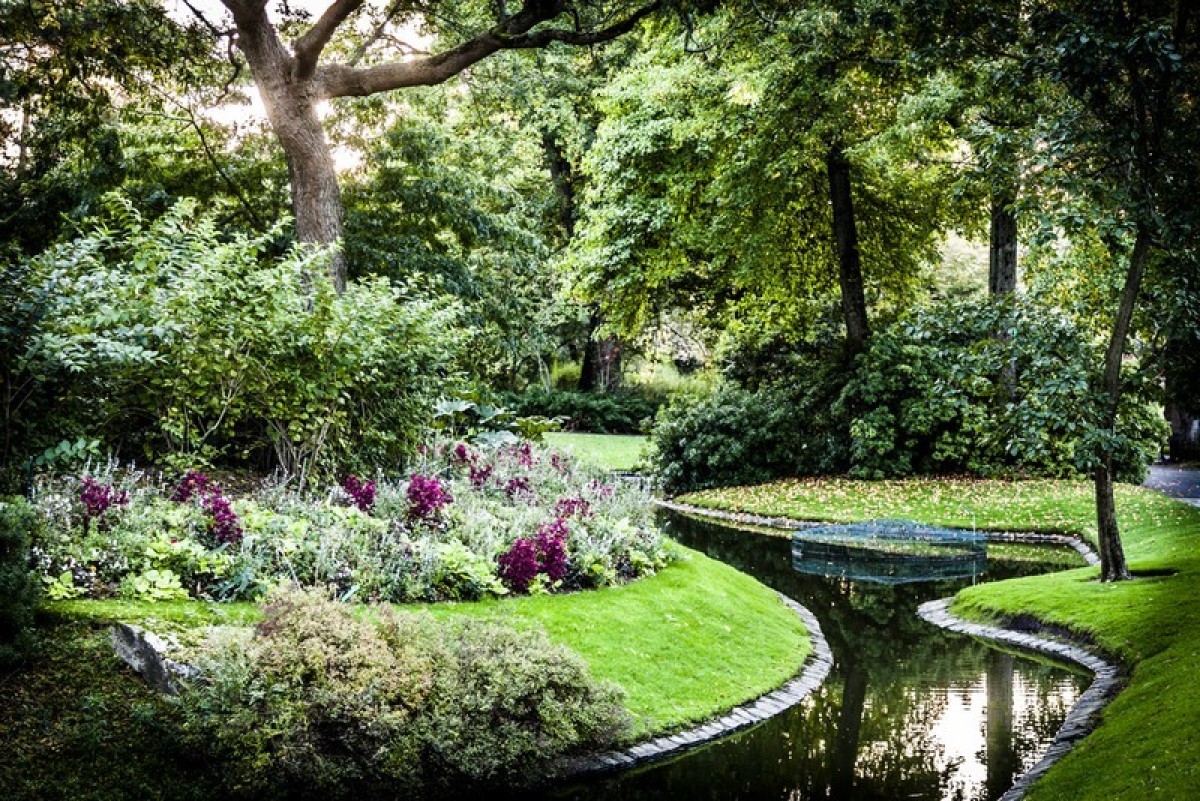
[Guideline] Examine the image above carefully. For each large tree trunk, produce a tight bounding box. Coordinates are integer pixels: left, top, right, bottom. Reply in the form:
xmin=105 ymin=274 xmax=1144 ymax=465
xmin=988 ymin=187 xmax=1018 ymax=296
xmin=826 ymin=143 xmax=870 ymax=356
xmin=1093 ymin=226 xmax=1151 ymax=582
xmin=225 ymin=0 xmax=347 ymax=291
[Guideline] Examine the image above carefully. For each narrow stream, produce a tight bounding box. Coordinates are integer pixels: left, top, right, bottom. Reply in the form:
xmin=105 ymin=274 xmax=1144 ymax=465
xmin=554 ymin=512 xmax=1090 ymax=801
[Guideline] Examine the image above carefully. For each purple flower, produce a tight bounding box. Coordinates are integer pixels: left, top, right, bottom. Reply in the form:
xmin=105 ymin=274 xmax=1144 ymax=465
xmin=407 ymin=474 xmax=453 ymax=520
xmin=514 ymin=442 xmax=535 ymax=468
xmin=80 ymin=477 xmax=129 ymax=519
xmin=535 ymin=518 xmax=570 ymax=582
xmin=503 ymin=475 xmax=532 ymax=501
xmin=498 ymin=538 xmax=540 ymax=592
xmin=171 ymin=470 xmax=212 ymax=504
xmin=589 ymin=480 xmax=615 ymax=499
xmin=550 ymin=452 xmax=570 ymax=474
xmin=554 ymin=496 xmax=591 ymax=519
xmin=469 ymin=463 xmax=493 ymax=489
xmin=170 ymin=469 xmax=241 ymax=544
xmin=342 ymin=475 xmax=376 ymax=512
xmin=451 ymin=443 xmax=475 ymax=465
xmin=203 ymin=492 xmax=243 ymax=544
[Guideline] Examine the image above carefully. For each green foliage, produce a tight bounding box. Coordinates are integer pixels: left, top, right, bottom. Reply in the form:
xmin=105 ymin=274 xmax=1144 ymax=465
xmin=0 ymin=496 xmax=40 ymax=665
xmin=178 ymin=587 xmax=629 ymax=797
xmin=24 ymin=196 xmax=459 ymax=476
xmin=843 ymin=297 xmax=1165 ymax=481
xmin=651 ymin=380 xmax=848 ymax=495
xmin=501 ymin=389 xmax=662 ymax=434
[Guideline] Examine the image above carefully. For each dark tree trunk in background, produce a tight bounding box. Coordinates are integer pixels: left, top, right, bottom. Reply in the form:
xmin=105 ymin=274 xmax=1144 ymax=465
xmin=988 ymin=187 xmax=1018 ymax=296
xmin=541 ymin=130 xmax=623 ymax=394
xmin=542 ymin=131 xmax=576 ymax=240
xmin=579 ymin=313 xmax=623 ymax=392
xmin=1094 ymin=226 xmax=1151 ymax=582
xmin=826 ymin=143 xmax=870 ymax=356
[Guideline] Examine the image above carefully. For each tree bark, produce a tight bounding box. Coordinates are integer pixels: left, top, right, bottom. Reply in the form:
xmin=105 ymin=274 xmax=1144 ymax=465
xmin=988 ymin=187 xmax=1018 ymax=296
xmin=826 ymin=143 xmax=870 ymax=356
xmin=1093 ymin=225 xmax=1151 ymax=582
xmin=225 ymin=0 xmax=347 ymax=290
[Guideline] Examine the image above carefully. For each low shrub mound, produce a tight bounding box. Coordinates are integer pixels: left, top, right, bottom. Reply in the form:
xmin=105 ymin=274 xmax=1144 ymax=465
xmin=179 ymin=587 xmax=629 ymax=798
xmin=28 ymin=441 xmax=671 ymax=604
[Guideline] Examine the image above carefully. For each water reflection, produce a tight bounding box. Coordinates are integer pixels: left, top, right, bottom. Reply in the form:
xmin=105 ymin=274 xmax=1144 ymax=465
xmin=550 ymin=513 xmax=1089 ymax=801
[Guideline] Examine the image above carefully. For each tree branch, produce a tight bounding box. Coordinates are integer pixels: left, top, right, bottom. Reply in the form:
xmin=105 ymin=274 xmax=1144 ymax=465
xmin=293 ymin=0 xmax=366 ymax=80
xmin=317 ymin=0 xmax=661 ymax=99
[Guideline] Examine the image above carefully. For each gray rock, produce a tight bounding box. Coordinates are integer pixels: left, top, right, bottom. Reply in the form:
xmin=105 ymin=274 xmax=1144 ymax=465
xmin=110 ymin=623 xmax=198 ymax=695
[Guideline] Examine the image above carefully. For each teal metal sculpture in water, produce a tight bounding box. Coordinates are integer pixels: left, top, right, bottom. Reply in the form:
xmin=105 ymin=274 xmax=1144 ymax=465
xmin=792 ymin=519 xmax=988 ymax=584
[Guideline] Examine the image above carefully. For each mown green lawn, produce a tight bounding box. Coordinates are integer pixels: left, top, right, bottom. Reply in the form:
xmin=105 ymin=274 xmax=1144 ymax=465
xmin=682 ymin=477 xmax=1200 ymax=800
xmin=6 ymin=545 xmax=808 ymax=797
xmin=542 ymin=432 xmax=649 ymax=472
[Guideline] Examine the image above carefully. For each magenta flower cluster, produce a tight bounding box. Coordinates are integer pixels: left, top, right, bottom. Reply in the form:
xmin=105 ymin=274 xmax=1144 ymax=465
xmin=503 ymin=475 xmax=531 ymax=500
xmin=469 ymin=463 xmax=493 ymax=489
xmin=553 ymin=496 xmax=591 ymax=519
xmin=514 ymin=442 xmax=535 ymax=468
xmin=451 ymin=443 xmax=474 ymax=464
xmin=79 ymin=477 xmax=129 ymax=520
xmin=342 ymin=475 xmax=376 ymax=512
xmin=498 ymin=518 xmax=570 ymax=592
xmin=407 ymin=474 xmax=452 ymax=520
xmin=171 ymin=469 xmax=212 ymax=503
xmin=171 ymin=470 xmax=243 ymax=544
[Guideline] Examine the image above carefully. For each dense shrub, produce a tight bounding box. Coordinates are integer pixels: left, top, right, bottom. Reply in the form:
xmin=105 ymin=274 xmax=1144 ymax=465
xmin=842 ymin=298 xmax=1166 ymax=481
xmin=22 ymin=196 xmax=460 ymax=477
xmin=652 ymin=298 xmax=1165 ymax=491
xmin=0 ymin=497 xmax=40 ymax=666
xmin=651 ymin=372 xmax=849 ymax=495
xmin=29 ymin=443 xmax=671 ymax=604
xmin=179 ymin=587 xmax=629 ymax=798
xmin=500 ymin=389 xmax=662 ymax=434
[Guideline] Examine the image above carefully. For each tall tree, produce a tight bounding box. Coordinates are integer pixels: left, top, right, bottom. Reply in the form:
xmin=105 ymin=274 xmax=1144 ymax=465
xmin=1025 ymin=0 xmax=1199 ymax=580
xmin=207 ymin=0 xmax=665 ymax=291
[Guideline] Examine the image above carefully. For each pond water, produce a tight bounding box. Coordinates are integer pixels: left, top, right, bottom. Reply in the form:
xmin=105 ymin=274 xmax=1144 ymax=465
xmin=552 ymin=512 xmax=1090 ymax=801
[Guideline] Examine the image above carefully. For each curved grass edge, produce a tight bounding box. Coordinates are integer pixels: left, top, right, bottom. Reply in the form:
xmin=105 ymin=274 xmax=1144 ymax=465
xmin=559 ymin=590 xmax=832 ymax=779
xmin=679 ymin=477 xmax=1200 ymax=800
xmin=39 ymin=543 xmax=811 ymax=742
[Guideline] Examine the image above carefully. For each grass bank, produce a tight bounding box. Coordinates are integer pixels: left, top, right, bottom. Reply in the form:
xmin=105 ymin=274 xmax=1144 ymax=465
xmin=4 ymin=546 xmax=808 ymax=796
xmin=682 ymin=477 xmax=1200 ymax=800
xmin=542 ymin=432 xmax=649 ymax=472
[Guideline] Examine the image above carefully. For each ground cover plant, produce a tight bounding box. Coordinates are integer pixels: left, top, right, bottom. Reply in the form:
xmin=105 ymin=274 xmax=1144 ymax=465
xmin=681 ymin=477 xmax=1200 ymax=800
xmin=27 ymin=441 xmax=669 ymax=606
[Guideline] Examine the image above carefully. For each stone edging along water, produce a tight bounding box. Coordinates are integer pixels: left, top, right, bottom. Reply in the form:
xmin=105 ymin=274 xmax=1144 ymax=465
xmin=917 ymin=599 xmax=1123 ymax=801
xmin=658 ymin=497 xmax=1122 ymax=801
xmin=559 ymin=592 xmax=833 ymax=779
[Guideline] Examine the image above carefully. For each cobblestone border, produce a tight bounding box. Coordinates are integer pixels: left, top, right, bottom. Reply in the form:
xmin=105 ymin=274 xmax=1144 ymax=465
xmin=917 ymin=599 xmax=1123 ymax=801
xmin=559 ymin=591 xmax=833 ymax=779
xmin=655 ymin=498 xmax=1102 ymax=567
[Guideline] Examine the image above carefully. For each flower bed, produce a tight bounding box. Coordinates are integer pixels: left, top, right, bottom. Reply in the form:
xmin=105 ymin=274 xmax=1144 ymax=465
xmin=29 ymin=441 xmax=670 ymax=605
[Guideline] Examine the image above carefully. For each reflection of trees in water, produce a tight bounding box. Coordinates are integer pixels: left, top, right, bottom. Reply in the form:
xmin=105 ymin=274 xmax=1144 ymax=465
xmin=548 ymin=516 xmax=1085 ymax=801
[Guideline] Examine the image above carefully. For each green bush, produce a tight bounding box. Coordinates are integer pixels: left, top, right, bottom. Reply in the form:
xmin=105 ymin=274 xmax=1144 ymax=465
xmin=651 ymin=379 xmax=848 ymax=495
xmin=179 ymin=587 xmax=628 ymax=798
xmin=0 ymin=497 xmax=40 ymax=665
xmin=23 ymin=196 xmax=460 ymax=477
xmin=501 ymin=389 xmax=662 ymax=434
xmin=843 ymin=297 xmax=1166 ymax=481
